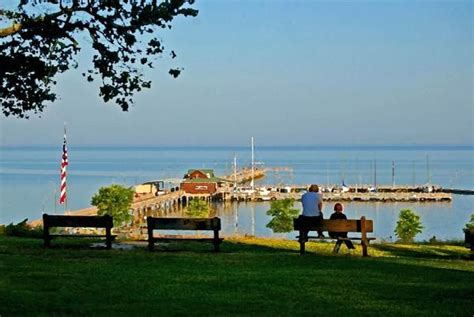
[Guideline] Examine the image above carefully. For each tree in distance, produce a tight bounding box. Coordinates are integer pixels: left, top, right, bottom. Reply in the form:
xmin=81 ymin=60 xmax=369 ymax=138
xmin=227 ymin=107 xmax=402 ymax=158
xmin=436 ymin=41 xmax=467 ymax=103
xmin=91 ymin=184 xmax=134 ymax=227
xmin=465 ymin=214 xmax=474 ymax=229
xmin=185 ymin=199 xmax=210 ymax=218
xmin=0 ymin=0 xmax=198 ymax=118
xmin=266 ymin=199 xmax=299 ymax=233
xmin=394 ymin=209 xmax=423 ymax=243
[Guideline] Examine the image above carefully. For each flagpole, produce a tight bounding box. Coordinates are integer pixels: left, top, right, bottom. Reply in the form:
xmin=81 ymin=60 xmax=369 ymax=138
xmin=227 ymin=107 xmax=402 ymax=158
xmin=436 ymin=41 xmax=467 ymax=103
xmin=59 ymin=123 xmax=69 ymax=214
xmin=64 ymin=124 xmax=68 ymax=214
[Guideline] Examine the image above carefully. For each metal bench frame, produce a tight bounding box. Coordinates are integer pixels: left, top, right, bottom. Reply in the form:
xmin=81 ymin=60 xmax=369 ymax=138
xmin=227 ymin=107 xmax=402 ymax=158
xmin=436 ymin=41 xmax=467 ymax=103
xmin=43 ymin=214 xmax=115 ymax=249
xmin=147 ymin=217 xmax=223 ymax=252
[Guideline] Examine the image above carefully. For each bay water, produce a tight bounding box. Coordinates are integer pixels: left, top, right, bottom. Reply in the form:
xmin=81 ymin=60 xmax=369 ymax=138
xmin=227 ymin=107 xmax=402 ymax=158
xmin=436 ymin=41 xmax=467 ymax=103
xmin=1 ymin=145 xmax=472 ymax=241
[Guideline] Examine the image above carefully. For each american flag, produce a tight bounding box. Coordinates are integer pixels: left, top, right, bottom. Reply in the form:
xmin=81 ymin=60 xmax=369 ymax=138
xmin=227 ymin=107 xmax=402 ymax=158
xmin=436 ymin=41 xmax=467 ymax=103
xmin=59 ymin=128 xmax=68 ymax=205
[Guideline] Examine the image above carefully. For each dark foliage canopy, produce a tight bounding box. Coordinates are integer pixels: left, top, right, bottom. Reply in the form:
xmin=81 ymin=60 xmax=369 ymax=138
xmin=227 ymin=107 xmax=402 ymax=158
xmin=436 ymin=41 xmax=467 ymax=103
xmin=0 ymin=0 xmax=197 ymax=118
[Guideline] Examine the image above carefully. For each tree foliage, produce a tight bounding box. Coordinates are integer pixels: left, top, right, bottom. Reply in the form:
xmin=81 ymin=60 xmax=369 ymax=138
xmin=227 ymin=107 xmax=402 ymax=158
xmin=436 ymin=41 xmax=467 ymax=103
xmin=91 ymin=184 xmax=134 ymax=226
xmin=2 ymin=218 xmax=43 ymax=238
xmin=0 ymin=0 xmax=198 ymax=118
xmin=185 ymin=198 xmax=209 ymax=218
xmin=466 ymin=214 xmax=474 ymax=229
xmin=394 ymin=209 xmax=423 ymax=243
xmin=266 ymin=199 xmax=299 ymax=233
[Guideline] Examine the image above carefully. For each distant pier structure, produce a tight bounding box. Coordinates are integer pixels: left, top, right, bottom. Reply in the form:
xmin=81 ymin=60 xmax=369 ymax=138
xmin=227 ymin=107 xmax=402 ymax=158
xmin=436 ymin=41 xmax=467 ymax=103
xmin=214 ymin=184 xmax=453 ymax=203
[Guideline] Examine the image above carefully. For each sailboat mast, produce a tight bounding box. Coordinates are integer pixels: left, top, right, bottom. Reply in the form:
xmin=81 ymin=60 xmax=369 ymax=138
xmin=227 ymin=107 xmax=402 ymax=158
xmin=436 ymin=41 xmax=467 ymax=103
xmin=326 ymin=161 xmax=329 ymax=187
xmin=233 ymin=154 xmax=237 ymax=187
xmin=374 ymin=157 xmax=377 ymax=189
xmin=426 ymin=154 xmax=431 ymax=185
xmin=251 ymin=136 xmax=255 ymax=191
xmin=392 ymin=160 xmax=395 ymax=188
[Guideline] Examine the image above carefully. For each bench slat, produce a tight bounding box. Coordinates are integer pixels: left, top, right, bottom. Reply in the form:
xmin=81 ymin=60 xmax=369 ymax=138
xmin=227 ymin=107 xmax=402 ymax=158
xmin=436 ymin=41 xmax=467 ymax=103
xmin=43 ymin=215 xmax=113 ymax=228
xmin=294 ymin=219 xmax=373 ymax=232
xmin=147 ymin=217 xmax=221 ymax=230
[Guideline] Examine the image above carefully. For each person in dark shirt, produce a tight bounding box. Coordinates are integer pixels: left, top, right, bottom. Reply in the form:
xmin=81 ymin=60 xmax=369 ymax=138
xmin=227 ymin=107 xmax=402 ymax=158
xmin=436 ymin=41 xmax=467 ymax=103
xmin=329 ymin=203 xmax=355 ymax=252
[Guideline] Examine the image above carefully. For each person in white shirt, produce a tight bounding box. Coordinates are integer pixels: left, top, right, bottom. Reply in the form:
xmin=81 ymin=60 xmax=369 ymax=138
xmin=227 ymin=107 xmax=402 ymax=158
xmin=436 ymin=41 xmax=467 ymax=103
xmin=300 ymin=184 xmax=324 ymax=238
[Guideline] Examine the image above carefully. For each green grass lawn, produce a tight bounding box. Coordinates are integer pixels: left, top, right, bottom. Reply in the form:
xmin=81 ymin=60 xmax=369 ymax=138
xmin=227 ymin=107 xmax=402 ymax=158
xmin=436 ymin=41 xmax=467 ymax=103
xmin=1 ymin=236 xmax=473 ymax=316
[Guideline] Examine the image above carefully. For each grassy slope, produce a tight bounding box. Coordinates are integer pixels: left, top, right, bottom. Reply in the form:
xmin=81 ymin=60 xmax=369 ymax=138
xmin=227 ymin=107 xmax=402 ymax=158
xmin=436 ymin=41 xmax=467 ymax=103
xmin=0 ymin=236 xmax=473 ymax=317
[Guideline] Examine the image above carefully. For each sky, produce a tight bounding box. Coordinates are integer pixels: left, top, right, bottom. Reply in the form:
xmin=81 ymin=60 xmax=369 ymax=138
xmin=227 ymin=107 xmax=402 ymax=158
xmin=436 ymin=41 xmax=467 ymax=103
xmin=0 ymin=0 xmax=473 ymax=146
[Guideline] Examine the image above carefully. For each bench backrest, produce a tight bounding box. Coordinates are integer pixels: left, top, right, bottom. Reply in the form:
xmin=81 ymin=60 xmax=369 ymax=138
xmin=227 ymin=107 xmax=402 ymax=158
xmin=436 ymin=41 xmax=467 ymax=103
xmin=294 ymin=217 xmax=373 ymax=233
xmin=43 ymin=214 xmax=113 ymax=228
xmin=147 ymin=217 xmax=221 ymax=231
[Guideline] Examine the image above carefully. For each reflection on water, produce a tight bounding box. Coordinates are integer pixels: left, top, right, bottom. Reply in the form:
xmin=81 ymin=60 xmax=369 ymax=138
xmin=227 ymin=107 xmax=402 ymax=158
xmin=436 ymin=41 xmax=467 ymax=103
xmin=157 ymin=197 xmax=472 ymax=242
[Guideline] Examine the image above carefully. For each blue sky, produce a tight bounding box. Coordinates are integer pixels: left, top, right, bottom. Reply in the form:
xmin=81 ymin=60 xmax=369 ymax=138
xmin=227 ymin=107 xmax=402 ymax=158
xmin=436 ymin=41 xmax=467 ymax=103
xmin=1 ymin=0 xmax=472 ymax=146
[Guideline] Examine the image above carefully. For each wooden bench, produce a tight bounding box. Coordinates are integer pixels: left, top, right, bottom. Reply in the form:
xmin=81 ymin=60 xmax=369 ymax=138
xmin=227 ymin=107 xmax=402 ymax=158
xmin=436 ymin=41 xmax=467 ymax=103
xmin=43 ymin=214 xmax=115 ymax=249
xmin=294 ymin=216 xmax=375 ymax=257
xmin=147 ymin=217 xmax=223 ymax=252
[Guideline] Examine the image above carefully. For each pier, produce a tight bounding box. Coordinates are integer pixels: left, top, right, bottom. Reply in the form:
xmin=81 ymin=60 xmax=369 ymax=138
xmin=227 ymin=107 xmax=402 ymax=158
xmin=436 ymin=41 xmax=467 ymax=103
xmin=441 ymin=188 xmax=474 ymax=195
xmin=221 ymin=167 xmax=265 ymax=184
xmin=219 ymin=190 xmax=452 ymax=203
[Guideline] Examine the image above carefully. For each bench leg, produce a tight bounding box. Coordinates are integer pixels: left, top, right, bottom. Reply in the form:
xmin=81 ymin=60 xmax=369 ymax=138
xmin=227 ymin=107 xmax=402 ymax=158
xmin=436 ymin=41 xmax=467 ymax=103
xmin=299 ymin=230 xmax=306 ymax=255
xmin=148 ymin=238 xmax=154 ymax=252
xmin=43 ymin=228 xmax=51 ymax=248
xmin=147 ymin=223 xmax=154 ymax=251
xmin=213 ymin=230 xmax=220 ymax=252
xmin=106 ymin=227 xmax=112 ymax=250
xmin=361 ymin=239 xmax=368 ymax=257
xmin=360 ymin=217 xmax=368 ymax=257
xmin=333 ymin=240 xmax=342 ymax=254
xmin=44 ymin=236 xmax=51 ymax=248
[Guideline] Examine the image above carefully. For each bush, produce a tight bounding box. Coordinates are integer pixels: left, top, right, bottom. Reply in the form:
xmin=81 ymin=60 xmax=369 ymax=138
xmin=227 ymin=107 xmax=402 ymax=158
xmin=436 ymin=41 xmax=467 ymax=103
xmin=3 ymin=219 xmax=43 ymax=238
xmin=91 ymin=184 xmax=134 ymax=227
xmin=465 ymin=214 xmax=474 ymax=229
xmin=394 ymin=209 xmax=423 ymax=243
xmin=266 ymin=199 xmax=299 ymax=233
xmin=185 ymin=199 xmax=210 ymax=218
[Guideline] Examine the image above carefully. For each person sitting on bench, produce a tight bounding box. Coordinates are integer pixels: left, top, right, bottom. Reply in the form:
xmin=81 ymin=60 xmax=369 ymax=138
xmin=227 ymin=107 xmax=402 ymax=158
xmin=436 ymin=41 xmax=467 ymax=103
xmin=329 ymin=203 xmax=355 ymax=252
xmin=300 ymin=184 xmax=324 ymax=238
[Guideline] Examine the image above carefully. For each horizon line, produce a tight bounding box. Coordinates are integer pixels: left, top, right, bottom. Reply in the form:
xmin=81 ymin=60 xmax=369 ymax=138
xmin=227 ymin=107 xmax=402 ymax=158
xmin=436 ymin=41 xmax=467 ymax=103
xmin=1 ymin=143 xmax=473 ymax=149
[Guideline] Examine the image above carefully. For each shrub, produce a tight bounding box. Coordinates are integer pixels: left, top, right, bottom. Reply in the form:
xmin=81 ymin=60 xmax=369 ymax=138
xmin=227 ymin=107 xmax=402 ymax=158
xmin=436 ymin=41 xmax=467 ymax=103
xmin=185 ymin=199 xmax=210 ymax=218
xmin=394 ymin=209 xmax=423 ymax=243
xmin=266 ymin=199 xmax=299 ymax=233
xmin=4 ymin=219 xmax=43 ymax=238
xmin=91 ymin=184 xmax=134 ymax=227
xmin=465 ymin=214 xmax=474 ymax=229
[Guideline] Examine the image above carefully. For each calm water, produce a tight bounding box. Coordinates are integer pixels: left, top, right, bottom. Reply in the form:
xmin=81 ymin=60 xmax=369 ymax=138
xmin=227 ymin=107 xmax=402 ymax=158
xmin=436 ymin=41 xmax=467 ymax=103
xmin=1 ymin=146 xmax=472 ymax=241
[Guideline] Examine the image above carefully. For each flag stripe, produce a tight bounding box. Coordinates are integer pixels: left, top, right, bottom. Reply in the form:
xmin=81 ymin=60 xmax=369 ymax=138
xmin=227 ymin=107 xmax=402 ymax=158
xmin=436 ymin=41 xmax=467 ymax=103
xmin=59 ymin=130 xmax=68 ymax=205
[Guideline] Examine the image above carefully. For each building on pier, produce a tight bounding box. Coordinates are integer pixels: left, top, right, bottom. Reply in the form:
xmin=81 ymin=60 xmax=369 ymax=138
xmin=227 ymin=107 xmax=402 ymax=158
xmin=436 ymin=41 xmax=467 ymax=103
xmin=134 ymin=180 xmax=165 ymax=196
xmin=181 ymin=169 xmax=230 ymax=195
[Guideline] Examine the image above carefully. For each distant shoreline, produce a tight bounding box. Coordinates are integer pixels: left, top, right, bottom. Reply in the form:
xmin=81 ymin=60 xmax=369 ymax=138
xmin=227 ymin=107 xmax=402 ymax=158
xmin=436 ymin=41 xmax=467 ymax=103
xmin=2 ymin=144 xmax=473 ymax=151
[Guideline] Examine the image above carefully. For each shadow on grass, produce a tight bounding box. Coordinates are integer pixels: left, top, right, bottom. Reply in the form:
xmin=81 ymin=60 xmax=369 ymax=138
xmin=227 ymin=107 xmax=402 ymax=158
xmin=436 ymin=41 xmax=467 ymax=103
xmin=372 ymin=243 xmax=470 ymax=260
xmin=1 ymin=235 xmax=470 ymax=262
